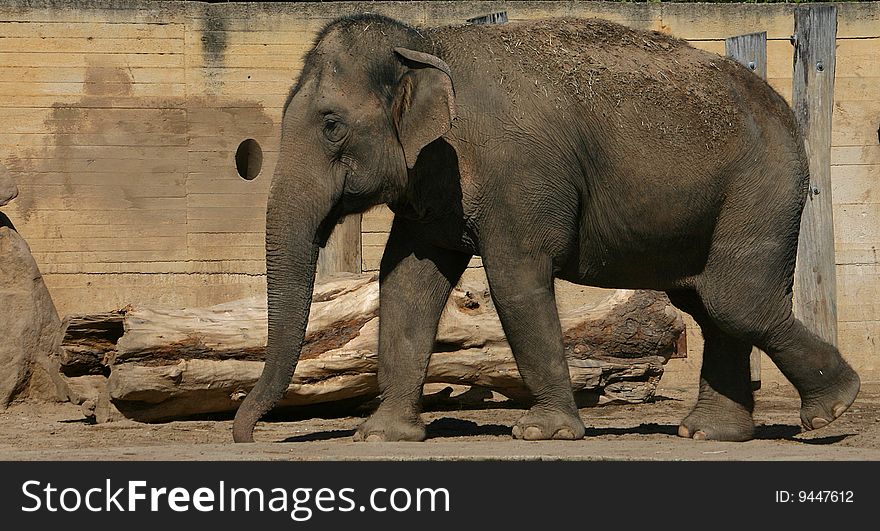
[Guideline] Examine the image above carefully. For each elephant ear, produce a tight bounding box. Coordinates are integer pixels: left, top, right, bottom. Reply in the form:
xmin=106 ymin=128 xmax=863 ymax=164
xmin=392 ymin=47 xmax=457 ymax=169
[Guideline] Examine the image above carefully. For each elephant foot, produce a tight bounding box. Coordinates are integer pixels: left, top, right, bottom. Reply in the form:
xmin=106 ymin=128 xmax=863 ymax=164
xmin=354 ymin=412 xmax=426 ymax=442
xmin=511 ymin=407 xmax=585 ymax=441
xmin=678 ymin=394 xmax=754 ymax=442
xmin=799 ymin=364 xmax=860 ymax=431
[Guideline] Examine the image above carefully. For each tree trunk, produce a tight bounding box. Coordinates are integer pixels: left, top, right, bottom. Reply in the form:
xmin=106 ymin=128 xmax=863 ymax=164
xmin=61 ymin=274 xmax=685 ymax=422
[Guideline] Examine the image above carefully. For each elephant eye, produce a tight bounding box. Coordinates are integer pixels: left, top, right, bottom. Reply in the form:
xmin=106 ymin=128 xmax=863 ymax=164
xmin=322 ymin=115 xmax=348 ymax=143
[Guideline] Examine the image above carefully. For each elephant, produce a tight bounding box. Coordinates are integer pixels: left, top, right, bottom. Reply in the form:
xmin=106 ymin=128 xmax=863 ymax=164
xmin=232 ymin=14 xmax=860 ymax=443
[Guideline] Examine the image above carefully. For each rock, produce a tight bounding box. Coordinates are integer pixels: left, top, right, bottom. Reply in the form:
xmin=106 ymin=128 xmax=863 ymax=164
xmin=81 ymin=399 xmax=98 ymax=420
xmin=0 ymin=226 xmax=67 ymax=407
xmin=64 ymin=375 xmax=108 ymax=406
xmin=23 ymin=352 xmax=70 ymax=404
xmin=94 ymin=384 xmax=125 ymax=423
xmin=0 ymin=163 xmax=17 ymax=207
xmin=73 ymin=376 xmax=123 ymax=424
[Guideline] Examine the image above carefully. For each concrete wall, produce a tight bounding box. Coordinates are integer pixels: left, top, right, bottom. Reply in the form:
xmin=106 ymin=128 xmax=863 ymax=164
xmin=1 ymin=1 xmax=878 ymax=381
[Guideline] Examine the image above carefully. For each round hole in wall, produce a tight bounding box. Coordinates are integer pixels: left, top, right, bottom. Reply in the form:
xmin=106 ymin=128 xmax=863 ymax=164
xmin=235 ymin=138 xmax=263 ymax=180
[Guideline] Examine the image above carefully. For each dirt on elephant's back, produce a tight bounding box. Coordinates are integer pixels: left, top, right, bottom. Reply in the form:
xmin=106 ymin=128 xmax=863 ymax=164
xmin=433 ymin=18 xmax=756 ymax=145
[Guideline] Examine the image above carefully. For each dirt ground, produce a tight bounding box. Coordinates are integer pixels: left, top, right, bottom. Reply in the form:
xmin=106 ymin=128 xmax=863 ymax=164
xmin=1 ymin=381 xmax=879 ymax=461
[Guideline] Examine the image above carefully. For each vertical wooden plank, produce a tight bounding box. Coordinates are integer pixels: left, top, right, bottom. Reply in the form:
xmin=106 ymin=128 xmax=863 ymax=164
xmin=725 ymin=31 xmax=767 ymax=390
xmin=317 ymin=215 xmax=362 ymax=277
xmin=792 ymin=5 xmax=838 ymax=346
xmin=725 ymin=32 xmax=767 ymax=79
xmin=466 ymin=11 xmax=509 ymax=25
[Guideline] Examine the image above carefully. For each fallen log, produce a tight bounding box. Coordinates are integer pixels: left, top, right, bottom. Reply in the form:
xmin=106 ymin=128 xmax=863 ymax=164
xmin=99 ymin=274 xmax=685 ymax=422
xmin=59 ymin=312 xmax=124 ymax=376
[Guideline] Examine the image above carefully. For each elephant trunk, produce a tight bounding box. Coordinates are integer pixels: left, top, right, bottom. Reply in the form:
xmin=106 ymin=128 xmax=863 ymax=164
xmin=232 ymin=174 xmax=337 ymax=443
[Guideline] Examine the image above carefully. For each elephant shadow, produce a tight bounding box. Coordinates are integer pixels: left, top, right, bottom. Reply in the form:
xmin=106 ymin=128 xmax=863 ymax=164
xmin=277 ymin=422 xmax=853 ymax=443
xmin=584 ymin=423 xmax=852 ymax=445
xmin=584 ymin=423 xmax=680 ymax=437
xmin=753 ymin=424 xmax=854 ymax=445
xmin=278 ymin=418 xmax=510 ymax=443
xmin=425 ymin=417 xmax=511 ymax=438
xmin=281 ymin=429 xmax=357 ymax=443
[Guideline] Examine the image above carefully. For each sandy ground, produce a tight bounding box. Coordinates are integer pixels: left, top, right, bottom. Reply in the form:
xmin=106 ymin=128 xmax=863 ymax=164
xmin=5 ymin=281 xmax=874 ymax=461
xmin=1 ymin=381 xmax=879 ymax=461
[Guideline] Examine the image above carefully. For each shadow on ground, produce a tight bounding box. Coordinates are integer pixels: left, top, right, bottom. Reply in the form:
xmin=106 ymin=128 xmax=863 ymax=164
xmin=426 ymin=418 xmax=510 ymax=438
xmin=279 ymin=420 xmax=854 ymax=444
xmin=584 ymin=423 xmax=679 ymax=437
xmin=282 ymin=429 xmax=357 ymax=443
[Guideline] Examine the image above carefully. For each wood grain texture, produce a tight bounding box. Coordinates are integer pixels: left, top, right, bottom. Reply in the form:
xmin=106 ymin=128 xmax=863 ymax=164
xmin=96 ymin=274 xmax=684 ymax=421
xmin=792 ymin=4 xmax=839 ymax=346
xmin=725 ymin=31 xmax=767 ymax=79
xmin=317 ymin=214 xmax=363 ymax=277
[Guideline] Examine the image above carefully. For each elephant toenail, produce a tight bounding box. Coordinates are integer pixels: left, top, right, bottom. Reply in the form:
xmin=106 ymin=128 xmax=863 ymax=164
xmin=365 ymin=433 xmax=385 ymax=442
xmin=677 ymin=425 xmax=691 ymax=438
xmin=692 ymin=430 xmax=708 ymax=441
xmin=833 ymin=404 xmax=847 ymax=418
xmin=554 ymin=428 xmax=575 ymax=440
xmin=810 ymin=417 xmax=829 ymax=430
xmin=512 ymin=425 xmax=523 ymax=439
xmin=523 ymin=426 xmax=544 ymax=440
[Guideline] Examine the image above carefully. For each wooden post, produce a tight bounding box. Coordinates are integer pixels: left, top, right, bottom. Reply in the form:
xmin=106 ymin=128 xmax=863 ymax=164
xmin=726 ymin=31 xmax=767 ymax=390
xmin=726 ymin=32 xmax=767 ymax=78
xmin=791 ymin=5 xmax=838 ymax=346
xmin=316 ymin=215 xmax=362 ymax=277
xmin=466 ymin=11 xmax=508 ymax=25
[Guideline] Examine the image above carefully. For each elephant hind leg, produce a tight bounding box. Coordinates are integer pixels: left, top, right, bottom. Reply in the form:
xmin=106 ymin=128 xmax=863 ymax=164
xmin=690 ymin=160 xmax=859 ymax=431
xmin=666 ymin=290 xmax=755 ymax=442
xmin=755 ymin=316 xmax=860 ymax=431
xmin=691 ymin=267 xmax=859 ymax=434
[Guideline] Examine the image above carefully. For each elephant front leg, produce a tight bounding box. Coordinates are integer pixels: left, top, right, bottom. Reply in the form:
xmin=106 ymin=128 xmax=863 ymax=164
xmin=484 ymin=256 xmax=586 ymax=441
xmin=354 ymin=223 xmax=471 ymax=442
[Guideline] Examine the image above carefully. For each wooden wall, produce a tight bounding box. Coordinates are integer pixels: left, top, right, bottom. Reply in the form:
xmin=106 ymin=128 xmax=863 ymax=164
xmin=1 ymin=1 xmax=878 ymax=379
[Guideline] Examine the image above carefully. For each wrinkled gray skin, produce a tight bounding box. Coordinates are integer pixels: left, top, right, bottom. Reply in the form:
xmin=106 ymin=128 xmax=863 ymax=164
xmin=232 ymin=15 xmax=860 ymax=443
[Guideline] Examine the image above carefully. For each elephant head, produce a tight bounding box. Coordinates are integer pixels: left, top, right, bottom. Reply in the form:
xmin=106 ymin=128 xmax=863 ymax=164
xmin=232 ymin=17 xmax=456 ymax=442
